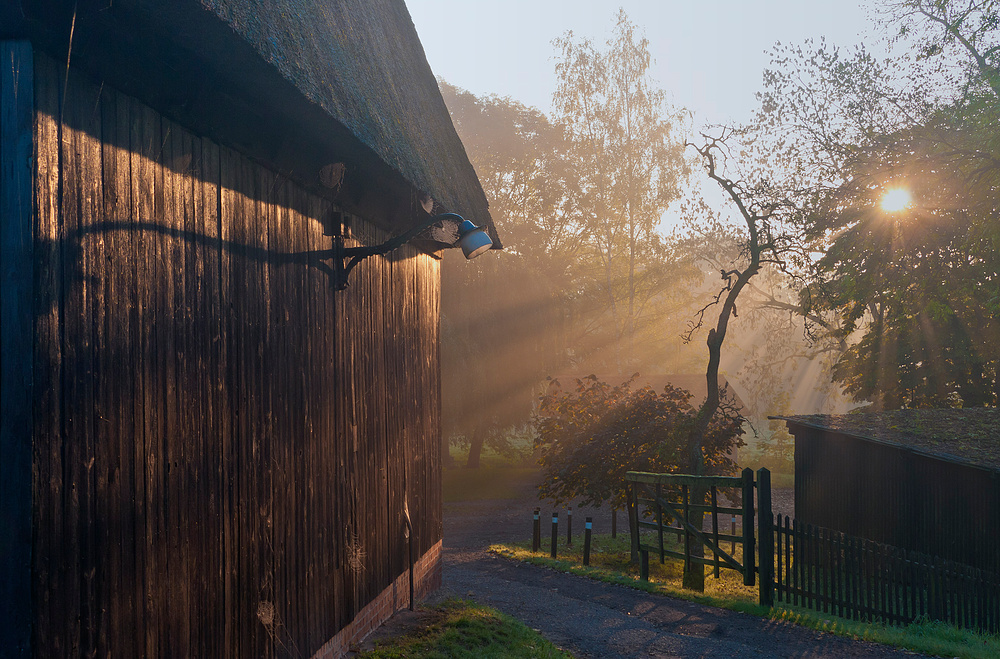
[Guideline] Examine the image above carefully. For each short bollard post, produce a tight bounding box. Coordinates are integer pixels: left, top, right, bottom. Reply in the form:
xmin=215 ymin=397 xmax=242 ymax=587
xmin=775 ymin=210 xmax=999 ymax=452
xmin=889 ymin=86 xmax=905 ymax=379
xmin=567 ymin=507 xmax=573 ymax=546
xmin=583 ymin=517 xmax=593 ymax=566
xmin=551 ymin=511 xmax=559 ymax=558
xmin=532 ymin=508 xmax=540 ymax=552
xmin=640 ymin=549 xmax=649 ymax=581
xmin=611 ymin=507 xmax=617 ymax=538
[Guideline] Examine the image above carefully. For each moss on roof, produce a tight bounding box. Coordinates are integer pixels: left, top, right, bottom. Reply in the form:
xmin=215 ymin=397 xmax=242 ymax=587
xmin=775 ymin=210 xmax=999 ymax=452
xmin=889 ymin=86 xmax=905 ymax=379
xmin=14 ymin=0 xmax=496 ymax=242
xmin=774 ymin=409 xmax=1000 ymax=472
xmin=199 ymin=0 xmax=495 ymax=239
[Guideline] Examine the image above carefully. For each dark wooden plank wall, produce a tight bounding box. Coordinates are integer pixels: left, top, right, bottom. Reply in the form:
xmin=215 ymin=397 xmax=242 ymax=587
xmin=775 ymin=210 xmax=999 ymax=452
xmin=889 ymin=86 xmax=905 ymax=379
xmin=30 ymin=54 xmax=442 ymax=658
xmin=795 ymin=426 xmax=999 ymax=575
xmin=1 ymin=40 xmax=35 ymax=659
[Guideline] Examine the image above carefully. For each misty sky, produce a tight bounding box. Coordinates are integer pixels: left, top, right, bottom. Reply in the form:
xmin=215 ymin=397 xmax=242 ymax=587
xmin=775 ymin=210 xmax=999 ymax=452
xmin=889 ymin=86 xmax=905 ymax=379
xmin=407 ymin=0 xmax=879 ymax=127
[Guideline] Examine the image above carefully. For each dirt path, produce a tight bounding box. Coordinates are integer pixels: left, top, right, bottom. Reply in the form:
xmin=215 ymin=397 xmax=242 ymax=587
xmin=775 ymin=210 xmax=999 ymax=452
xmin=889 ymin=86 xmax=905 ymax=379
xmin=432 ymin=471 xmax=925 ymax=659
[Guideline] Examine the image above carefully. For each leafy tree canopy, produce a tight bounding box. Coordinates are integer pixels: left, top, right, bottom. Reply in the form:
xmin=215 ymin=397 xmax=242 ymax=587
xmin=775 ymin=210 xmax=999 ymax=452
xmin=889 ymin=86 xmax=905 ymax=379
xmin=754 ymin=0 xmax=1000 ymax=409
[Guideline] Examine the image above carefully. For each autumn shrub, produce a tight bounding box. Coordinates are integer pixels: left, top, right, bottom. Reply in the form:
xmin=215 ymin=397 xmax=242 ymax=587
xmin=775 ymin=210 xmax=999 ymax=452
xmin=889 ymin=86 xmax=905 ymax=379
xmin=533 ymin=374 xmax=744 ymax=509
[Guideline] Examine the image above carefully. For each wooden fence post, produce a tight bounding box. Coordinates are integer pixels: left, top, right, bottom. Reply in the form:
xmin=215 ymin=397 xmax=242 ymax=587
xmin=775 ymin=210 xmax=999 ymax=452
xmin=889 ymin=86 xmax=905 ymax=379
xmin=757 ymin=468 xmax=774 ymax=607
xmin=742 ymin=467 xmax=756 ymax=586
xmin=532 ymin=508 xmax=540 ymax=552
xmin=627 ymin=484 xmax=639 ymax=564
xmin=656 ymin=484 xmax=665 ymax=563
xmin=550 ymin=511 xmax=558 ymax=559
xmin=711 ymin=486 xmax=721 ymax=579
xmin=682 ymin=485 xmax=691 ymax=578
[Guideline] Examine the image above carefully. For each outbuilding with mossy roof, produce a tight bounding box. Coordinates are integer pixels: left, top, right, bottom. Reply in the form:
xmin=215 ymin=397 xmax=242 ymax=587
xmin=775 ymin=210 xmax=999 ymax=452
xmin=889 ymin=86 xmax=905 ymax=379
xmin=773 ymin=410 xmax=1000 ymax=574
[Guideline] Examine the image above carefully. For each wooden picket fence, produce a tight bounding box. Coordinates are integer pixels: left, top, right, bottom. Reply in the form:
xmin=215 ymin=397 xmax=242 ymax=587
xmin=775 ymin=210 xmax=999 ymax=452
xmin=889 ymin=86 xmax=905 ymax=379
xmin=763 ymin=515 xmax=1000 ymax=633
xmin=624 ymin=467 xmax=1000 ymax=633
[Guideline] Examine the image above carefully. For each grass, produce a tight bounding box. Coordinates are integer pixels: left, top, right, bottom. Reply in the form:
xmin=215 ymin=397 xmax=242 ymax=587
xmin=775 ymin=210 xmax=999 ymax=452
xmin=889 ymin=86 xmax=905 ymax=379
xmin=491 ymin=533 xmax=1000 ymax=659
xmin=767 ymin=471 xmax=794 ymax=489
xmin=443 ymin=441 xmax=540 ymax=502
xmin=492 ymin=532 xmax=764 ymax=613
xmin=355 ymin=599 xmax=572 ymax=658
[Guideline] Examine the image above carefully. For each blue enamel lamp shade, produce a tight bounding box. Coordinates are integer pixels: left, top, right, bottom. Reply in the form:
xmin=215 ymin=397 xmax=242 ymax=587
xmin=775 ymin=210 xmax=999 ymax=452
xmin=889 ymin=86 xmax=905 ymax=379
xmin=457 ymin=220 xmax=493 ymax=259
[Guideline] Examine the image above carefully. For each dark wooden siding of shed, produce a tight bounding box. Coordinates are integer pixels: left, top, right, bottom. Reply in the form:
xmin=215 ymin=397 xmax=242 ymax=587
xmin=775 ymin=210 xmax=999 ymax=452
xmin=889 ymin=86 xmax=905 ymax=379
xmin=30 ymin=54 xmax=442 ymax=657
xmin=794 ymin=425 xmax=1000 ymax=575
xmin=1 ymin=40 xmax=35 ymax=659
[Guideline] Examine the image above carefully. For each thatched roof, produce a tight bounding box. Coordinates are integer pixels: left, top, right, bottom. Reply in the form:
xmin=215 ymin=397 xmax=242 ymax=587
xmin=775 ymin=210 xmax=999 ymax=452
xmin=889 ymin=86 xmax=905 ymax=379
xmin=773 ymin=410 xmax=1000 ymax=472
xmin=8 ymin=0 xmax=497 ymax=244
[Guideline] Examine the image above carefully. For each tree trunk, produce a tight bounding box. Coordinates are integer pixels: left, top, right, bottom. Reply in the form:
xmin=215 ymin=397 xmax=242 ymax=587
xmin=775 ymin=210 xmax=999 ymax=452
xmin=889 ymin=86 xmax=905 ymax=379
xmin=682 ymin=486 xmax=707 ymax=591
xmin=442 ymin=433 xmax=454 ymax=468
xmin=683 ymin=327 xmax=724 ymax=592
xmin=466 ymin=425 xmax=484 ymax=469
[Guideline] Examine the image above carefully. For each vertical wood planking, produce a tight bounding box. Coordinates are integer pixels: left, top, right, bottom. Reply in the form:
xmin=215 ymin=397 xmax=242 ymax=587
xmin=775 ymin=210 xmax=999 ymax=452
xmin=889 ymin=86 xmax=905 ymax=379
xmin=292 ymin=186 xmax=312 ymax=646
xmin=312 ymin=192 xmax=340 ymax=648
xmin=266 ymin=172 xmax=288 ymax=654
xmin=218 ymin=144 xmax=238 ymax=658
xmin=160 ymin=115 xmax=186 ymax=658
xmin=130 ymin=94 xmax=160 ymax=659
xmin=0 ymin=40 xmax=34 ymax=659
xmin=29 ymin=57 xmax=446 ymax=656
xmin=32 ymin=52 xmax=63 ymax=658
xmin=203 ymin=131 xmax=226 ymax=659
xmin=62 ymin=59 xmax=104 ymax=659
xmin=307 ymin=193 xmax=327 ymax=644
xmin=221 ymin=145 xmax=247 ymax=655
xmin=257 ymin=165 xmax=276 ymax=659
xmin=100 ymin=82 xmax=141 ymax=659
xmin=333 ymin=207 xmax=355 ymax=637
xmin=92 ymin=81 xmax=115 ymax=658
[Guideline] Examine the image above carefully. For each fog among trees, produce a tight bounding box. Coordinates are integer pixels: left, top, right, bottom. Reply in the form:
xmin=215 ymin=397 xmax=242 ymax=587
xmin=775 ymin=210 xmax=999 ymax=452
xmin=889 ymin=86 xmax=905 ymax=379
xmin=439 ymin=0 xmax=999 ymax=471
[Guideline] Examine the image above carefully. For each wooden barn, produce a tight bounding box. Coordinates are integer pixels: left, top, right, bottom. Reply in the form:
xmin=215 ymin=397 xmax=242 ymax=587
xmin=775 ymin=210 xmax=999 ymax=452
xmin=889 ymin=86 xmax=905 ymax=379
xmin=0 ymin=1 xmax=497 ymax=657
xmin=776 ymin=411 xmax=1000 ymax=575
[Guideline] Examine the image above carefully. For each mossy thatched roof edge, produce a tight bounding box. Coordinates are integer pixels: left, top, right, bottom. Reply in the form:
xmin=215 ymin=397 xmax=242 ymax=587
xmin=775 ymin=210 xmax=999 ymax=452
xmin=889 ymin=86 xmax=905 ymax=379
xmin=198 ymin=0 xmax=495 ymax=239
xmin=8 ymin=0 xmax=497 ymax=243
xmin=773 ymin=410 xmax=1000 ymax=473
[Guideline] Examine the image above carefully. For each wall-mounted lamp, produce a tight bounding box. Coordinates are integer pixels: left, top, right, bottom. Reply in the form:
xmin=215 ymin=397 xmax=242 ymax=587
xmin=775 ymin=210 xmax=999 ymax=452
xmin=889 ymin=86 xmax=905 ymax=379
xmin=457 ymin=219 xmax=493 ymax=259
xmin=335 ymin=212 xmax=492 ymax=290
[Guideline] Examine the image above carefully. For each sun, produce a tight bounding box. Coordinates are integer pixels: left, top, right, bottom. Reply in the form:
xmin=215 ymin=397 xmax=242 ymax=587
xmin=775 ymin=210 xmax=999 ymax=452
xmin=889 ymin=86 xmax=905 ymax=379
xmin=880 ymin=188 xmax=912 ymax=212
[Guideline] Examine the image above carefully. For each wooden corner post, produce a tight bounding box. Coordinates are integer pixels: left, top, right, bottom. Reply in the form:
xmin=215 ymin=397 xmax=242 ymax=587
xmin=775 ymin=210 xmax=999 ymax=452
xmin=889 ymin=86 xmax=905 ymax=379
xmin=627 ymin=482 xmax=639 ymax=564
xmin=741 ymin=467 xmax=755 ymax=586
xmin=757 ymin=467 xmax=774 ymax=607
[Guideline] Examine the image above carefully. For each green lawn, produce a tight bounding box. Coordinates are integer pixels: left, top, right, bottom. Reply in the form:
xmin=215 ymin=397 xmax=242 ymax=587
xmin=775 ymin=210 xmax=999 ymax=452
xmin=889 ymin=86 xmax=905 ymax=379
xmin=492 ymin=533 xmax=1000 ymax=659
xmin=355 ymin=599 xmax=572 ymax=658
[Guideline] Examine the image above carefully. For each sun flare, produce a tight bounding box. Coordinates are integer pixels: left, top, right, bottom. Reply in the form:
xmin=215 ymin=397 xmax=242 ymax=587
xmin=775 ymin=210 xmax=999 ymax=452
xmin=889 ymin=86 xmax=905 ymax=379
xmin=880 ymin=188 xmax=912 ymax=212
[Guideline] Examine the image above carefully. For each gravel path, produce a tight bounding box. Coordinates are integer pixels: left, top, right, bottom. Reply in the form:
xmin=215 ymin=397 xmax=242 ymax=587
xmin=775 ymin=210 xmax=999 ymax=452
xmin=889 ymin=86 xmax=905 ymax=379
xmin=431 ymin=472 xmax=925 ymax=659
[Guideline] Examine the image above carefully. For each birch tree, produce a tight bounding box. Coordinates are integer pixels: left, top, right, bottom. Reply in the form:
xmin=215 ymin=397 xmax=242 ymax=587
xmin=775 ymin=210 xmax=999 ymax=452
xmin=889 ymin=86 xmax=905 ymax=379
xmin=552 ymin=9 xmax=688 ymax=371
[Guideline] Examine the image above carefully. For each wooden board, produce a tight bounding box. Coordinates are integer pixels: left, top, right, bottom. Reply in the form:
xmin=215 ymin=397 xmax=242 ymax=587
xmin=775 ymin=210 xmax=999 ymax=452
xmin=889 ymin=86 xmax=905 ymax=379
xmin=29 ymin=54 xmax=444 ymax=657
